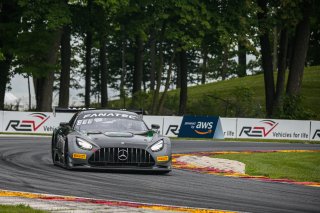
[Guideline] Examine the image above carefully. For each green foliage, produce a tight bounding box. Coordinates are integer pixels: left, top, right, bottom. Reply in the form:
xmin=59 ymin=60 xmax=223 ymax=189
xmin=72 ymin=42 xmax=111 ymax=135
xmin=213 ymin=152 xmax=320 ymax=182
xmin=280 ymin=95 xmax=316 ymax=120
xmin=0 ymin=204 xmax=48 ymax=213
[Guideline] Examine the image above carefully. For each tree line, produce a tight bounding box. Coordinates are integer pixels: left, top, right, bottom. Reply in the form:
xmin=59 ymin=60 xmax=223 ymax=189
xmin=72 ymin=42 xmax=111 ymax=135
xmin=0 ymin=0 xmax=319 ymax=117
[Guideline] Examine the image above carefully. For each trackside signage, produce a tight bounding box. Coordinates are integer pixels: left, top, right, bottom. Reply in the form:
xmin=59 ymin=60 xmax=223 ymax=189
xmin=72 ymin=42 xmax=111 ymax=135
xmin=237 ymin=118 xmax=310 ymax=140
xmin=163 ymin=116 xmax=183 ymax=137
xmin=0 ymin=111 xmax=319 ymax=141
xmin=310 ymin=121 xmax=320 ymax=141
xmin=178 ymin=115 xmax=224 ymax=139
xmin=220 ymin=118 xmax=237 ymax=138
xmin=2 ymin=111 xmax=73 ymax=134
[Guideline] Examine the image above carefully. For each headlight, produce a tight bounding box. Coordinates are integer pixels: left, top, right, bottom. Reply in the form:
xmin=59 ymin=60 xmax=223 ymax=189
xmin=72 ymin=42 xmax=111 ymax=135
xmin=76 ymin=138 xmax=93 ymax=150
xmin=151 ymin=140 xmax=164 ymax=152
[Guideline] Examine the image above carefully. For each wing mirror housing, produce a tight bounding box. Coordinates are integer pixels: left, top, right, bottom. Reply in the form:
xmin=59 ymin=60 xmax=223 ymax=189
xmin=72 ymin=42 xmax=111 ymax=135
xmin=60 ymin=122 xmax=70 ymax=128
xmin=151 ymin=124 xmax=160 ymax=129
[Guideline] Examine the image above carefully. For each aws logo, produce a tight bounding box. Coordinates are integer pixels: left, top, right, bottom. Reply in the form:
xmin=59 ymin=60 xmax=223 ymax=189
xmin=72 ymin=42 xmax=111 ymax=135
xmin=239 ymin=120 xmax=278 ymax=137
xmin=193 ymin=122 xmax=214 ymax=135
xmin=5 ymin=113 xmax=50 ymax=132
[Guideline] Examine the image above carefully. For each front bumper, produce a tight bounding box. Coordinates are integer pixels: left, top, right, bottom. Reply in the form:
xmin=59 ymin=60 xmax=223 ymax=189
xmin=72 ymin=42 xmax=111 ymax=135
xmin=68 ymin=146 xmax=171 ymax=171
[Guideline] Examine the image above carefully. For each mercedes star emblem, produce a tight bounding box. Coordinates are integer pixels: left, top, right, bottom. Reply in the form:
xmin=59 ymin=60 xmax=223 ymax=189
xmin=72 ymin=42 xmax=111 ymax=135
xmin=118 ymin=149 xmax=128 ymax=161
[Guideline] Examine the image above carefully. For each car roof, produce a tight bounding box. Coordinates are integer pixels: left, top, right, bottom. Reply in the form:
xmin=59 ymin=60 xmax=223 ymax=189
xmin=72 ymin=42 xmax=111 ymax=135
xmin=79 ymin=109 xmax=138 ymax=115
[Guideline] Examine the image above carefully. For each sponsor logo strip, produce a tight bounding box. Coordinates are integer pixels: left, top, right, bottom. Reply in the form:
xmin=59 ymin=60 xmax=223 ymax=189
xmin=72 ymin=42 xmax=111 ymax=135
xmin=72 ymin=153 xmax=86 ymax=159
xmin=173 ymin=150 xmax=320 ymax=188
xmin=0 ymin=189 xmax=236 ymax=213
xmin=157 ymin=156 xmax=169 ymax=162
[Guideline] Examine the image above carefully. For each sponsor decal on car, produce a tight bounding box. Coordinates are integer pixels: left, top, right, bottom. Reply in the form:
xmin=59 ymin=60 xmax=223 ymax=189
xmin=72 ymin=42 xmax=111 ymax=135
xmin=5 ymin=113 xmax=50 ymax=132
xmin=72 ymin=153 xmax=87 ymax=159
xmin=157 ymin=156 xmax=169 ymax=162
xmin=82 ymin=113 xmax=138 ymax=120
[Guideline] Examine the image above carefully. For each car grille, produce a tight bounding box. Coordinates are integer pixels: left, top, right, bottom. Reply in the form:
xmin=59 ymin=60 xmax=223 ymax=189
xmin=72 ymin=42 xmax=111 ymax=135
xmin=88 ymin=148 xmax=155 ymax=167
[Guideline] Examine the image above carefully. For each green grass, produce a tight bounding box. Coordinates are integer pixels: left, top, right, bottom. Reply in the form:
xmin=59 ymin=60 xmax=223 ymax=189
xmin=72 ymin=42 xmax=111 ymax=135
xmin=213 ymin=152 xmax=320 ymax=182
xmin=171 ymin=137 xmax=320 ymax=144
xmin=0 ymin=204 xmax=48 ymax=213
xmin=109 ymin=66 xmax=320 ymax=119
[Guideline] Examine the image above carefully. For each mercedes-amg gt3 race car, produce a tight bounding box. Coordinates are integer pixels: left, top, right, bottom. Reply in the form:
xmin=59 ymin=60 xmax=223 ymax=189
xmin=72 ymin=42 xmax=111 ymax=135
xmin=51 ymin=109 xmax=171 ymax=173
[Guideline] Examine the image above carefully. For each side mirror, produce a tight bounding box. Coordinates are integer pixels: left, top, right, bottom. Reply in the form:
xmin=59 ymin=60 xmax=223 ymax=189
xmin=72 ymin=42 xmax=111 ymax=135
xmin=151 ymin=124 xmax=160 ymax=129
xmin=60 ymin=122 xmax=70 ymax=128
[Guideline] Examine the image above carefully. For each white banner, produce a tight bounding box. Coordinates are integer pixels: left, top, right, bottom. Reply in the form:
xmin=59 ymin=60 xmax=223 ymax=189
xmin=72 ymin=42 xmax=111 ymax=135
xmin=162 ymin=116 xmax=183 ymax=137
xmin=237 ymin=118 xmax=310 ymax=140
xmin=0 ymin=111 xmax=3 ymax=133
xmin=310 ymin=121 xmax=320 ymax=141
xmin=220 ymin=118 xmax=237 ymax=138
xmin=2 ymin=111 xmax=73 ymax=134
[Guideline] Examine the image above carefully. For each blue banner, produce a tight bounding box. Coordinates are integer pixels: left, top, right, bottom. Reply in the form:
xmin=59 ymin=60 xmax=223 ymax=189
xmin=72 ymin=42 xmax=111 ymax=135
xmin=178 ymin=115 xmax=224 ymax=138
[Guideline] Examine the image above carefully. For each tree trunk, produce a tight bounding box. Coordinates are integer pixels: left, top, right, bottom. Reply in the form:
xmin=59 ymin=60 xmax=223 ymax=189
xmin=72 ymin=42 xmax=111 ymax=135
xmin=0 ymin=1 xmax=20 ymax=110
xmin=221 ymin=47 xmax=228 ymax=80
xmin=0 ymin=55 xmax=12 ymax=110
xmin=286 ymin=2 xmax=312 ymax=96
xmin=27 ymin=75 xmax=31 ymax=110
xmin=258 ymin=0 xmax=275 ymax=117
xmin=176 ymin=52 xmax=181 ymax=89
xmin=120 ymin=35 xmax=126 ymax=108
xmin=158 ymin=52 xmax=175 ymax=114
xmin=272 ymin=26 xmax=278 ymax=73
xmin=178 ymin=49 xmax=188 ymax=115
xmin=100 ymin=35 xmax=108 ymax=107
xmin=151 ymin=45 xmax=163 ymax=114
xmin=85 ymin=0 xmax=92 ymax=108
xmin=274 ymin=28 xmax=288 ymax=113
xmin=132 ymin=35 xmax=143 ymax=107
xmin=238 ymin=41 xmax=246 ymax=77
xmin=35 ymin=30 xmax=62 ymax=112
xmin=201 ymin=46 xmax=208 ymax=84
xmin=150 ymin=31 xmax=156 ymax=91
xmin=59 ymin=25 xmax=71 ymax=108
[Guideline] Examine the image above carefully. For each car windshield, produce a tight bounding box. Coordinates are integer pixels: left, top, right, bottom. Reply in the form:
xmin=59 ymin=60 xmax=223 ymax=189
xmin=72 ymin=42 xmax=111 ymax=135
xmin=74 ymin=116 xmax=148 ymax=133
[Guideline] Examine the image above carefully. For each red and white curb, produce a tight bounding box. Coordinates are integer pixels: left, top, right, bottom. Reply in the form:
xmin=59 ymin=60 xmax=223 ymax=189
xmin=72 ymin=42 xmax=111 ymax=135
xmin=173 ymin=150 xmax=320 ymax=187
xmin=0 ymin=189 xmax=236 ymax=213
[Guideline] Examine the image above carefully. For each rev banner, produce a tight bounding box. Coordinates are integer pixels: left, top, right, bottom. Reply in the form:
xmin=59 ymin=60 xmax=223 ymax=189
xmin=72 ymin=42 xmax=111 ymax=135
xmin=178 ymin=115 xmax=224 ymax=139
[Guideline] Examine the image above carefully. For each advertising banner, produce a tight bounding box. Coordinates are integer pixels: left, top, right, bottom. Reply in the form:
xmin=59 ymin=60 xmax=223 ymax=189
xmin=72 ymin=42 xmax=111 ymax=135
xmin=2 ymin=111 xmax=73 ymax=134
xmin=0 ymin=111 xmax=3 ymax=132
xmin=310 ymin=121 xmax=320 ymax=141
xmin=162 ymin=116 xmax=183 ymax=137
xmin=143 ymin=116 xmax=164 ymax=135
xmin=237 ymin=118 xmax=310 ymax=140
xmin=220 ymin=118 xmax=237 ymax=138
xmin=178 ymin=116 xmax=224 ymax=138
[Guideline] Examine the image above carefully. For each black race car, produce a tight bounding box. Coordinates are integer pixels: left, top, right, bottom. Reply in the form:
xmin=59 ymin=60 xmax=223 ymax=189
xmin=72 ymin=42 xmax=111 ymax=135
xmin=51 ymin=109 xmax=171 ymax=173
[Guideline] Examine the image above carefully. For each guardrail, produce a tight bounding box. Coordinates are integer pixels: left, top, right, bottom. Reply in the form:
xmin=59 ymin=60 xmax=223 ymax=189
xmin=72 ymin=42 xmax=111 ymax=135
xmin=0 ymin=111 xmax=319 ymax=141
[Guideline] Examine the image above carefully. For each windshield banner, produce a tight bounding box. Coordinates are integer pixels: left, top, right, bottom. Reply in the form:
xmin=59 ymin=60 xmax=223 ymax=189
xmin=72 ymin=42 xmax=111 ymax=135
xmin=178 ymin=115 xmax=224 ymax=139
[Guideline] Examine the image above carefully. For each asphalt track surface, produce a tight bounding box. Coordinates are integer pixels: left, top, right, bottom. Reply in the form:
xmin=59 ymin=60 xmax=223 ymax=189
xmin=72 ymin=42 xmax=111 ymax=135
xmin=0 ymin=136 xmax=320 ymax=213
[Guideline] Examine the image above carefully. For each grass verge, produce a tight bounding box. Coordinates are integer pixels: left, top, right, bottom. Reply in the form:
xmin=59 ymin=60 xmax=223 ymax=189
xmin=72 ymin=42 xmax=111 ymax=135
xmin=213 ymin=152 xmax=320 ymax=182
xmin=171 ymin=137 xmax=320 ymax=144
xmin=0 ymin=204 xmax=48 ymax=213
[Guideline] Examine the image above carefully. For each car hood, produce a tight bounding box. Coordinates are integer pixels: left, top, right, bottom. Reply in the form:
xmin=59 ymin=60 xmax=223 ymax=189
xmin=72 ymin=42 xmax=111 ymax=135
xmin=76 ymin=131 xmax=161 ymax=149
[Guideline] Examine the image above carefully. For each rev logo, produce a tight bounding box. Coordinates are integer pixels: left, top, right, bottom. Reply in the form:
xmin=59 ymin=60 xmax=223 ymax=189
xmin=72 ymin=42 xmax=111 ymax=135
xmin=6 ymin=113 xmax=50 ymax=132
xmin=239 ymin=120 xmax=278 ymax=137
xmin=194 ymin=122 xmax=213 ymax=135
xmin=312 ymin=130 xmax=320 ymax=139
xmin=166 ymin=125 xmax=179 ymax=136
